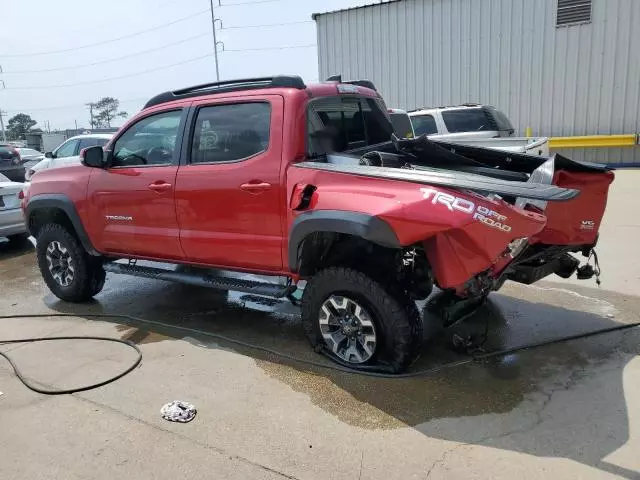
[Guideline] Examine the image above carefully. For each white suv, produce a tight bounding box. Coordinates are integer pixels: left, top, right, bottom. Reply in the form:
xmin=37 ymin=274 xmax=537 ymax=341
xmin=409 ymin=104 xmax=515 ymax=141
xmin=25 ymin=133 xmax=113 ymax=181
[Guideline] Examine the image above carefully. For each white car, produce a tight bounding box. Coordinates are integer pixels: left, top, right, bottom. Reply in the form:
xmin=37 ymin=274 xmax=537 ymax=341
xmin=406 ymin=105 xmax=549 ymax=156
xmin=25 ymin=133 xmax=113 ymax=181
xmin=0 ymin=172 xmax=26 ymax=240
xmin=408 ymin=104 xmax=515 ymax=139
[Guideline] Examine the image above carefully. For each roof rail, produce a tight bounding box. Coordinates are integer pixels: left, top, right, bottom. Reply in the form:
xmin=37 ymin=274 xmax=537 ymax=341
xmin=408 ymin=103 xmax=485 ymax=112
xmin=144 ymin=75 xmax=306 ymax=109
xmin=324 ymin=74 xmax=377 ymax=92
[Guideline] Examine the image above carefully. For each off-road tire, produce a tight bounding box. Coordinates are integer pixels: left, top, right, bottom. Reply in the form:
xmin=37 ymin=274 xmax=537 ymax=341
xmin=301 ymin=267 xmax=423 ymax=372
xmin=36 ymin=223 xmax=106 ymax=302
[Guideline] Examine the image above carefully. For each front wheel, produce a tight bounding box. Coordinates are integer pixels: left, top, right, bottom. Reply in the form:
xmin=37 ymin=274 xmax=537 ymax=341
xmin=301 ymin=267 xmax=423 ymax=372
xmin=36 ymin=224 xmax=106 ymax=303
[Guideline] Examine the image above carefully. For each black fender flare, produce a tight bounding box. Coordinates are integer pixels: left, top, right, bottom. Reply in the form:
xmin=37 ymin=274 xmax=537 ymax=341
xmin=25 ymin=193 xmax=100 ymax=256
xmin=288 ymin=210 xmax=400 ymax=273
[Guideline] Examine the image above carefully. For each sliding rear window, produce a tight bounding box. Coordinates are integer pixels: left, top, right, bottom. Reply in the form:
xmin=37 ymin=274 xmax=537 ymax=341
xmin=307 ymin=96 xmax=393 ymax=156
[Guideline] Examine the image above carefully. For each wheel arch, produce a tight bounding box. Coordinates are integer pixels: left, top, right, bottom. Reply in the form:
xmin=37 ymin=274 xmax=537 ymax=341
xmin=289 ymin=210 xmax=400 ymax=276
xmin=26 ymin=194 xmax=100 ymax=256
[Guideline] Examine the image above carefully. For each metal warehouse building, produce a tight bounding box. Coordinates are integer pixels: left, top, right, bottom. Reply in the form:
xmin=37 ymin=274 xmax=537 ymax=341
xmin=313 ymin=0 xmax=640 ymax=164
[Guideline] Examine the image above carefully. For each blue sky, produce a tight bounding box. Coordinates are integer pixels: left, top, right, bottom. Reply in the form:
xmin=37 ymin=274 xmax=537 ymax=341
xmin=0 ymin=0 xmax=374 ymax=130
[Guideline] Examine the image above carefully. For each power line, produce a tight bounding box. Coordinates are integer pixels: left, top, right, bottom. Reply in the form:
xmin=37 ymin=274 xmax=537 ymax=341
xmin=220 ymin=20 xmax=313 ymax=29
xmin=1 ymin=43 xmax=315 ymax=91
xmin=3 ymin=54 xmax=214 ymax=90
xmin=223 ymin=44 xmax=316 ymax=52
xmin=218 ymin=0 xmax=287 ymax=6
xmin=4 ymin=98 xmax=148 ymax=113
xmin=1 ymin=33 xmax=211 ymax=74
xmin=0 ymin=10 xmax=209 ymax=57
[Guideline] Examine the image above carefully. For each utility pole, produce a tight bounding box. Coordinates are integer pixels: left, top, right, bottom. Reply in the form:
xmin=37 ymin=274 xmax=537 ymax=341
xmin=0 ymin=79 xmax=6 ymax=141
xmin=0 ymin=109 xmax=6 ymax=142
xmin=85 ymin=103 xmax=95 ymax=130
xmin=209 ymin=0 xmax=221 ymax=81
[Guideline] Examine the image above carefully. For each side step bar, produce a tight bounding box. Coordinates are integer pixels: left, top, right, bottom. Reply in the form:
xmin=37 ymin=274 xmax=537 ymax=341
xmin=103 ymin=263 xmax=296 ymax=298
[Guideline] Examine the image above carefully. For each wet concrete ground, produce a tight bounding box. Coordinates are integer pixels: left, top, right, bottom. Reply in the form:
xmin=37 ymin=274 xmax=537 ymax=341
xmin=1 ymin=170 xmax=640 ymax=479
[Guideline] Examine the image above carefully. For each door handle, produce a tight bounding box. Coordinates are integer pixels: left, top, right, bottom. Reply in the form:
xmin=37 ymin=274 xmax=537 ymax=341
xmin=148 ymin=181 xmax=173 ymax=192
xmin=240 ymin=181 xmax=271 ymax=194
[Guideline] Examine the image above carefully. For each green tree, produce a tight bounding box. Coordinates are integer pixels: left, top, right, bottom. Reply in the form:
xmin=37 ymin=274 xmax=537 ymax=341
xmin=91 ymin=97 xmax=128 ymax=128
xmin=6 ymin=113 xmax=37 ymax=140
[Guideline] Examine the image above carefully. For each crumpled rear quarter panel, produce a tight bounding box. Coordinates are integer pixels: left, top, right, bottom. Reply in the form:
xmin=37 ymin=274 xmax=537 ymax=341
xmin=287 ymin=166 xmax=547 ymax=288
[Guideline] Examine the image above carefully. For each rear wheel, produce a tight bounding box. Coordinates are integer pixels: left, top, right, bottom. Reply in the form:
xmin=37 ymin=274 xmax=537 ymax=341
xmin=36 ymin=224 xmax=105 ymax=302
xmin=301 ymin=267 xmax=422 ymax=372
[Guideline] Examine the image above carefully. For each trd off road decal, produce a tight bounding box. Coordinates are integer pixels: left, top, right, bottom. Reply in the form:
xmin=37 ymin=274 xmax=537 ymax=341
xmin=420 ymin=188 xmax=512 ymax=233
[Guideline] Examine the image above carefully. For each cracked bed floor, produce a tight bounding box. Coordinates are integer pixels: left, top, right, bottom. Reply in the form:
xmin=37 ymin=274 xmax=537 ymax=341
xmin=1 ymin=170 xmax=640 ymax=480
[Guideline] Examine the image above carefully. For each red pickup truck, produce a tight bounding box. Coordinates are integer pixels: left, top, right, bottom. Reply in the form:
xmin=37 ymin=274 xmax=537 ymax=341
xmin=23 ymin=75 xmax=614 ymax=372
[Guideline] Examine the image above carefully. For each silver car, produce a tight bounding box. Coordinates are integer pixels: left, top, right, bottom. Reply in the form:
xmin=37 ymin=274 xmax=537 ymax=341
xmin=0 ymin=172 xmax=26 ymax=240
xmin=18 ymin=147 xmax=45 ymax=169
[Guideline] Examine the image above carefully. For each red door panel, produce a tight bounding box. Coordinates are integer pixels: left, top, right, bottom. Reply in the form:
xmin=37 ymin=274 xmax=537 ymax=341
xmin=175 ymin=95 xmax=285 ymax=272
xmin=85 ymin=108 xmax=186 ymax=260
xmin=87 ymin=166 xmax=183 ymax=260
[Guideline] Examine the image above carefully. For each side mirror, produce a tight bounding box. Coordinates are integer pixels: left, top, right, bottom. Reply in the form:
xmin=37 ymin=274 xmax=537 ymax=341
xmin=44 ymin=151 xmax=54 ymax=159
xmin=81 ymin=146 xmax=108 ymax=168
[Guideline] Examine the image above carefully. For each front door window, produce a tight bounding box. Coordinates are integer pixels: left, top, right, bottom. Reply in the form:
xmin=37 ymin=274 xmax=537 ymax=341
xmin=111 ymin=111 xmax=182 ymax=167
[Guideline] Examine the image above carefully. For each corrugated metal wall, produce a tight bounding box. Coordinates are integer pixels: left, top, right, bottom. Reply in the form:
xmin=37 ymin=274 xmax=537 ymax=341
xmin=315 ymin=0 xmax=640 ymax=164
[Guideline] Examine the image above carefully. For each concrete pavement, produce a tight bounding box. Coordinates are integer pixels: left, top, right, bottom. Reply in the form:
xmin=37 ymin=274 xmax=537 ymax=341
xmin=1 ymin=170 xmax=639 ymax=479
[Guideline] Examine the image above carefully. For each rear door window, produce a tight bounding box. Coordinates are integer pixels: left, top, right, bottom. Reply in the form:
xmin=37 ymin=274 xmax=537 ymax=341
xmin=307 ymin=97 xmax=393 ymax=155
xmin=411 ymin=114 xmax=439 ymax=135
xmin=77 ymin=137 xmax=110 ymax=151
xmin=190 ymin=102 xmax=271 ymax=164
xmin=78 ymin=138 xmax=98 ymax=150
xmin=441 ymin=109 xmax=491 ymax=133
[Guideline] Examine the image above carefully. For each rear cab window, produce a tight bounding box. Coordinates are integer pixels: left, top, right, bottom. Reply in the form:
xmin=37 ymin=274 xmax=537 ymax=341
xmin=389 ymin=112 xmax=415 ymax=139
xmin=307 ymin=96 xmax=393 ymax=157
